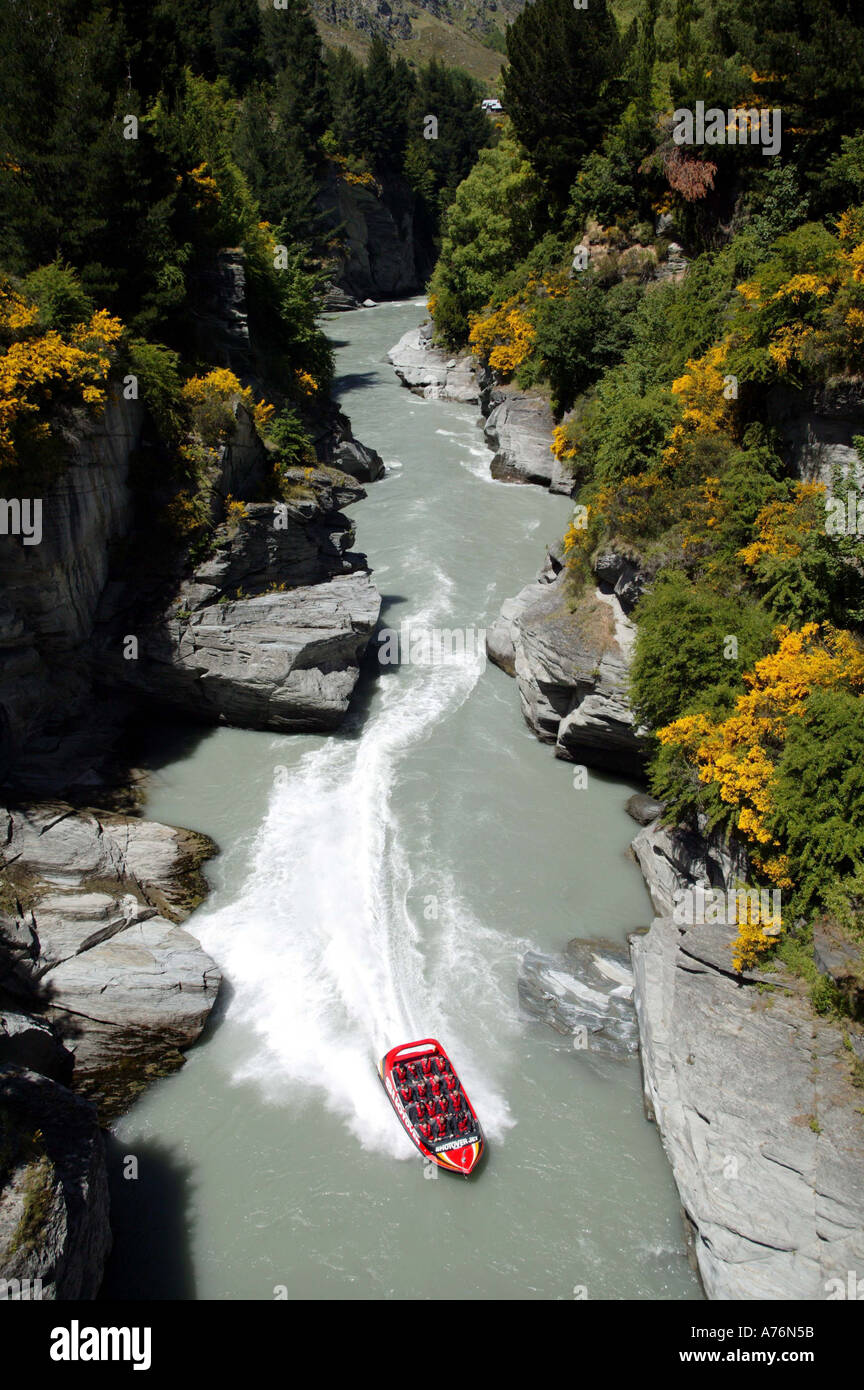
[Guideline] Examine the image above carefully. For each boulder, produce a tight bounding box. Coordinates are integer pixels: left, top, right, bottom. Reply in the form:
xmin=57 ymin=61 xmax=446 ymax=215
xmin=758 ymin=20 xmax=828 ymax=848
xmin=387 ymin=328 xmax=481 ymax=403
xmin=484 ymin=389 xmax=558 ymax=489
xmin=625 ymin=793 xmax=664 ymax=826
xmin=490 ymin=562 xmax=646 ymax=775
xmin=518 ymin=937 xmax=638 ymax=1058
xmin=0 ymin=803 xmax=221 ymax=1117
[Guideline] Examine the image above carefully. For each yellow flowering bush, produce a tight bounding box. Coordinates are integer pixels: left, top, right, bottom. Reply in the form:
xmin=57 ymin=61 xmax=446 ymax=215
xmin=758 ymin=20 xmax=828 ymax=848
xmin=181 ymin=368 xmax=274 ymax=446
xmin=658 ymin=623 xmax=864 ymax=856
xmin=738 ymin=482 xmax=825 ymax=568
xmin=0 ymin=280 xmax=123 ymax=465
xmin=661 ymin=343 xmax=732 ymax=473
xmin=295 ymin=369 xmax=318 ymax=395
xmin=469 ymin=292 xmax=536 ymax=374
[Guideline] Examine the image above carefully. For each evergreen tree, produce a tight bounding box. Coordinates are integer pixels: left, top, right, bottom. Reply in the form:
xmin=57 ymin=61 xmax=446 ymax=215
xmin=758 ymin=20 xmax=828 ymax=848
xmin=263 ymin=0 xmax=332 ymax=155
xmin=362 ymin=38 xmax=415 ymax=174
xmin=719 ymin=0 xmax=864 ymax=199
xmin=503 ymin=0 xmax=627 ymax=202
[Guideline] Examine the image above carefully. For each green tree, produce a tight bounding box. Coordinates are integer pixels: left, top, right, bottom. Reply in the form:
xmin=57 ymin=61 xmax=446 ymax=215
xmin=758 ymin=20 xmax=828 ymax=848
xmin=428 ymin=138 xmax=544 ymax=345
xmin=503 ymin=0 xmax=626 ymax=202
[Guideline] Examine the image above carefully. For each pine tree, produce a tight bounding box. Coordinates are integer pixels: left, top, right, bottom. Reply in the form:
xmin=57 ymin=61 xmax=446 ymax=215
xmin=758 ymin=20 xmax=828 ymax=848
xmin=502 ymin=0 xmax=627 ymax=203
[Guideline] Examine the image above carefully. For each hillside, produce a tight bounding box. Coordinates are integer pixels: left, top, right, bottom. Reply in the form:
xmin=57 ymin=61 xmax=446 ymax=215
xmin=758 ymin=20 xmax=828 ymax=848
xmin=312 ymin=0 xmax=522 ymax=85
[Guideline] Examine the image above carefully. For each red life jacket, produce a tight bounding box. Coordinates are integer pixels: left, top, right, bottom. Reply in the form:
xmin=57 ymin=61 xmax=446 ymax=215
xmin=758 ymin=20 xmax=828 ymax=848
xmin=417 ymin=1082 xmax=427 ymax=1098
xmin=419 ymin=1121 xmax=431 ymax=1139
xmin=430 ymin=1077 xmax=441 ymax=1095
xmin=438 ymin=1097 xmax=448 ymax=1115
xmin=421 ymin=1057 xmax=432 ymax=1075
xmin=395 ymin=1065 xmax=406 ymax=1082
xmin=435 ymin=1057 xmax=447 ymax=1073
xmin=436 ymin=1116 xmax=447 ymax=1134
xmin=452 ymin=1093 xmax=462 ymax=1111
xmin=407 ymin=1064 xmax=417 ymax=1081
xmin=445 ymin=1074 xmax=457 ymax=1091
xmin=458 ymin=1115 xmax=469 ymax=1133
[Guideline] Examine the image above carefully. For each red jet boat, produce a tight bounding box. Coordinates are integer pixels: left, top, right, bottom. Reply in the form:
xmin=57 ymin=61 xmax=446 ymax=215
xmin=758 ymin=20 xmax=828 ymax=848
xmin=379 ymin=1038 xmax=485 ymax=1176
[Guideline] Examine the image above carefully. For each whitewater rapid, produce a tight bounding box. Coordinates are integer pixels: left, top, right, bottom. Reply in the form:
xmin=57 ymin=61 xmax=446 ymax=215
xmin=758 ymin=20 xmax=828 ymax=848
xmin=189 ymin=562 xmax=522 ymax=1158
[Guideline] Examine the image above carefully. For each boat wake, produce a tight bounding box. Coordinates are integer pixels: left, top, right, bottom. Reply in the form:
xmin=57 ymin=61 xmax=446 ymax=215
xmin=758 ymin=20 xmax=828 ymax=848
xmin=192 ymin=571 xmax=519 ymax=1158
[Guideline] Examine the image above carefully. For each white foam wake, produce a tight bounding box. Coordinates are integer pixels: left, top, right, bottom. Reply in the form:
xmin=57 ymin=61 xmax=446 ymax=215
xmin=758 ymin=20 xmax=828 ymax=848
xmin=192 ymin=570 xmax=519 ymax=1158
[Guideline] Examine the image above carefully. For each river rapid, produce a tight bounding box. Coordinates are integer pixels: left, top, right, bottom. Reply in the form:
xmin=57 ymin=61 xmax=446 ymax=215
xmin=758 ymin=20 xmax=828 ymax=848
xmin=102 ymin=300 xmax=701 ymax=1302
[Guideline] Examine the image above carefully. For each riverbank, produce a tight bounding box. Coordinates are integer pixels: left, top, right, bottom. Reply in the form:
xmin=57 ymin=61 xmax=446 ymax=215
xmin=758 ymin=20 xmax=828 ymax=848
xmin=388 ymin=320 xmax=864 ymax=1300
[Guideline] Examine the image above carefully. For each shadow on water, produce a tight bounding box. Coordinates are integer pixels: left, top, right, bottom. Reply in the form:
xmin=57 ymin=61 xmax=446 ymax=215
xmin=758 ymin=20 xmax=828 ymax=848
xmin=99 ymin=1133 xmax=197 ymax=1300
xmin=331 ymin=369 xmax=379 ymax=394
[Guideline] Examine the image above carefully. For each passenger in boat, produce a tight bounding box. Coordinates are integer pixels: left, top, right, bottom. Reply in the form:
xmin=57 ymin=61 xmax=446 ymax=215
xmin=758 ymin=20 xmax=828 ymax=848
xmin=456 ymin=1112 xmax=471 ymax=1136
xmin=420 ymin=1056 xmax=433 ymax=1076
xmin=395 ymin=1064 xmax=407 ymax=1083
xmin=434 ymin=1114 xmax=447 ymax=1139
xmin=406 ymin=1063 xmax=418 ymax=1081
xmin=415 ymin=1100 xmax=427 ymax=1120
xmin=436 ymin=1096 xmax=449 ymax=1116
xmin=430 ymin=1076 xmax=441 ymax=1096
xmin=399 ymin=1085 xmax=413 ymax=1107
xmin=445 ymin=1073 xmax=458 ymax=1093
xmin=418 ymin=1120 xmax=432 ymax=1142
xmin=435 ymin=1056 xmax=449 ymax=1074
xmin=451 ymin=1091 xmax=463 ymax=1112
xmin=416 ymin=1081 xmax=428 ymax=1100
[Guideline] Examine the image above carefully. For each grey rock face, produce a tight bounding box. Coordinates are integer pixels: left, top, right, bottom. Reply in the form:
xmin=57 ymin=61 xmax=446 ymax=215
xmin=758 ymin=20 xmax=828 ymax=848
xmin=484 ymin=389 xmax=561 ymax=490
xmin=631 ymin=914 xmax=864 ymax=1300
xmin=812 ymin=919 xmax=864 ymax=1018
xmin=0 ymin=803 xmax=220 ymax=1116
xmin=594 ymin=544 xmax=648 ymax=616
xmin=387 ymin=328 xmax=481 ymax=403
xmin=0 ymin=1013 xmax=73 ymax=1085
xmin=0 ymin=391 xmax=142 ymax=777
xmin=101 ymin=473 xmax=382 ymax=734
xmin=317 ymin=166 xmax=420 ymax=299
xmin=488 ymin=555 xmax=646 ymax=775
xmin=630 ymin=817 xmax=748 ymax=920
xmin=768 ymin=380 xmax=864 ymax=487
xmin=519 ymin=937 xmax=638 ymax=1058
xmin=0 ymin=1066 xmax=111 ymax=1300
xmin=629 ymin=816 xmax=864 ymax=1299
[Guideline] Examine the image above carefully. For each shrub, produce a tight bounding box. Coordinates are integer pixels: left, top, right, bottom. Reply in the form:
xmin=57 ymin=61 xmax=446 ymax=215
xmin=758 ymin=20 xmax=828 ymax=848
xmin=21 ymin=260 xmax=94 ymax=331
xmin=126 ymin=339 xmax=183 ymax=442
xmin=632 ymin=572 xmax=774 ymax=733
xmin=181 ymin=368 xmax=273 ymax=446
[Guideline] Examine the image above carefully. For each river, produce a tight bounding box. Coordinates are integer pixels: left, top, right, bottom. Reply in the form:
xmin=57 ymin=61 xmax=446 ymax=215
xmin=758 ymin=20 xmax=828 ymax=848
xmin=101 ymin=300 xmax=701 ymax=1301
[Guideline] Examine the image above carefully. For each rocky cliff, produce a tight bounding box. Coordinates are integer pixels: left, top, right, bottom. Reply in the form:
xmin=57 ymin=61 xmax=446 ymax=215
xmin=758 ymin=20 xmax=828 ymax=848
xmin=318 ymin=166 xmax=428 ymax=304
xmin=631 ymin=817 xmax=864 ymax=1300
xmin=0 ymin=261 xmax=386 ymax=1299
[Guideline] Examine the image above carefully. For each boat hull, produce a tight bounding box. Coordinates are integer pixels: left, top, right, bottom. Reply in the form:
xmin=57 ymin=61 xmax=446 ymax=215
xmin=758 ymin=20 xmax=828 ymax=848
xmin=378 ymin=1037 xmax=485 ymax=1177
